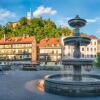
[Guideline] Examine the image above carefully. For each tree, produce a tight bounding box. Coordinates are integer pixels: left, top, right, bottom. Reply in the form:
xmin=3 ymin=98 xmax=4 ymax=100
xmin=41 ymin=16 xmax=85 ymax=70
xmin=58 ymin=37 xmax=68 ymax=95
xmin=57 ymin=26 xmax=74 ymax=36
xmin=0 ymin=25 xmax=5 ymax=38
xmin=80 ymin=32 xmax=88 ymax=37
xmin=18 ymin=17 xmax=28 ymax=26
xmin=95 ymin=54 xmax=100 ymax=67
xmin=0 ymin=17 xmax=88 ymax=42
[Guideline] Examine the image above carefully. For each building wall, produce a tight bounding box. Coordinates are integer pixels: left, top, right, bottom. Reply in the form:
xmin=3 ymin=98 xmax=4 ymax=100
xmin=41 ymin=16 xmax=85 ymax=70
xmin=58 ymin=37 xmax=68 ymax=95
xmin=31 ymin=39 xmax=37 ymax=64
xmin=97 ymin=40 xmax=100 ymax=54
xmin=62 ymin=36 xmax=98 ymax=59
xmin=81 ymin=39 xmax=97 ymax=58
xmin=39 ymin=36 xmax=98 ymax=65
xmin=39 ymin=38 xmax=62 ymax=64
xmin=0 ymin=37 xmax=37 ymax=65
xmin=39 ymin=48 xmax=62 ymax=62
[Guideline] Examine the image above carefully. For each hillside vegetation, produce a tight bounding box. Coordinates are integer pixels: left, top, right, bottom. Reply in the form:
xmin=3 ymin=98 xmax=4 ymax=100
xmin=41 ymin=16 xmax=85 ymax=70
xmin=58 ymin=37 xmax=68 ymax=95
xmin=0 ymin=17 xmax=87 ymax=42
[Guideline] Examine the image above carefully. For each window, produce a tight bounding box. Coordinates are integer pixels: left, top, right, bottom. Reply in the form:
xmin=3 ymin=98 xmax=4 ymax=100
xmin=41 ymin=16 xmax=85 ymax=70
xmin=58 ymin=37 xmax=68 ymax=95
xmin=52 ymin=51 xmax=54 ymax=54
xmin=20 ymin=55 xmax=22 ymax=59
xmin=91 ymin=55 xmax=93 ymax=58
xmin=94 ymin=55 xmax=96 ymax=57
xmin=87 ymin=55 xmax=89 ymax=58
xmin=82 ymin=54 xmax=84 ymax=57
xmin=18 ymin=50 xmax=23 ymax=53
xmin=56 ymin=51 xmax=58 ymax=54
xmin=82 ymin=48 xmax=84 ymax=51
xmin=94 ymin=48 xmax=96 ymax=51
xmin=27 ymin=55 xmax=29 ymax=58
xmin=91 ymin=48 xmax=92 ymax=51
xmin=94 ymin=42 xmax=96 ymax=45
xmin=68 ymin=53 xmax=70 ymax=56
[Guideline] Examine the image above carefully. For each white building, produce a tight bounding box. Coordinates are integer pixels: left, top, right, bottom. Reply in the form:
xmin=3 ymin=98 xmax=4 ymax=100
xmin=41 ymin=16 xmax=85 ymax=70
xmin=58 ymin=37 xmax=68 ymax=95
xmin=62 ymin=35 xmax=98 ymax=59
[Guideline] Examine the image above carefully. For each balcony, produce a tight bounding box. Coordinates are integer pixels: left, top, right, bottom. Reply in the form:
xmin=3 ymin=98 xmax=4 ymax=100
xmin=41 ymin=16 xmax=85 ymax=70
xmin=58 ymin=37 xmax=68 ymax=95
xmin=0 ymin=58 xmax=31 ymax=61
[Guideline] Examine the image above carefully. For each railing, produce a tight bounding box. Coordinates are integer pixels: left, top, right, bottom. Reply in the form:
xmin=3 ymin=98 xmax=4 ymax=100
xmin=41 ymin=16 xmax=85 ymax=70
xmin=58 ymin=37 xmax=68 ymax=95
xmin=0 ymin=58 xmax=31 ymax=61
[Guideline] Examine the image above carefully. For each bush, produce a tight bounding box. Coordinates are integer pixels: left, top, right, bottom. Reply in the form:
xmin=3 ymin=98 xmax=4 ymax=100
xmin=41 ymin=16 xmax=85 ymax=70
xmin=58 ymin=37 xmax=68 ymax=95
xmin=94 ymin=54 xmax=100 ymax=67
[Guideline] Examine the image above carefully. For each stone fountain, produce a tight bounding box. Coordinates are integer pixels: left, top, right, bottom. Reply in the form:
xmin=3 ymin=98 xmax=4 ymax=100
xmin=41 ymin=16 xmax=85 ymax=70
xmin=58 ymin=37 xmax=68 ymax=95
xmin=44 ymin=15 xmax=100 ymax=96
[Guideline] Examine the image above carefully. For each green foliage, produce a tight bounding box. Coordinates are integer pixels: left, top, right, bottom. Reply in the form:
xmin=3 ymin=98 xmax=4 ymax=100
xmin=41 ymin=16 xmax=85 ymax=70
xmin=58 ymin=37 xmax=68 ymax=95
xmin=95 ymin=54 xmax=100 ymax=67
xmin=0 ymin=17 xmax=87 ymax=42
xmin=80 ymin=32 xmax=88 ymax=37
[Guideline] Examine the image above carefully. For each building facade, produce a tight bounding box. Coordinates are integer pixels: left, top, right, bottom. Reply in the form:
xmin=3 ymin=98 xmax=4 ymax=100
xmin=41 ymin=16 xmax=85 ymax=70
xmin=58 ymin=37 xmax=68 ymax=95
xmin=97 ymin=39 xmax=100 ymax=54
xmin=0 ymin=36 xmax=37 ymax=65
xmin=62 ymin=35 xmax=98 ymax=59
xmin=39 ymin=38 xmax=62 ymax=65
xmin=39 ymin=36 xmax=99 ymax=65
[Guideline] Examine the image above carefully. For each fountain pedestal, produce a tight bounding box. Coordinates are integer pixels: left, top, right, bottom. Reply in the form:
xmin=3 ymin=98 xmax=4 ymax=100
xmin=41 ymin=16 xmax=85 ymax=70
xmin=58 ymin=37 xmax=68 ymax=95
xmin=73 ymin=65 xmax=82 ymax=81
xmin=73 ymin=40 xmax=82 ymax=81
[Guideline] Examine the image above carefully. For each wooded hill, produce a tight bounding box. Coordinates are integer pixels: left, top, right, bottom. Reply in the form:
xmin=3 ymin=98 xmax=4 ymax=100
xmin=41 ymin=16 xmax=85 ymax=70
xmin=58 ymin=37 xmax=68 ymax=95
xmin=0 ymin=17 xmax=87 ymax=42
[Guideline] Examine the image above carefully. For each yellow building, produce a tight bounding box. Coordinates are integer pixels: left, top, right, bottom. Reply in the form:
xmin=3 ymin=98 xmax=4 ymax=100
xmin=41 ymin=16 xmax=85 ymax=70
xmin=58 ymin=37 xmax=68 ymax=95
xmin=0 ymin=36 xmax=37 ymax=65
xmin=97 ymin=39 xmax=100 ymax=54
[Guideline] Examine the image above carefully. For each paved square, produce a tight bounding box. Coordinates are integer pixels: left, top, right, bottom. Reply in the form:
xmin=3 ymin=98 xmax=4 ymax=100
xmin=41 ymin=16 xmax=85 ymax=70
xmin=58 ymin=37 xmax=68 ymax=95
xmin=0 ymin=70 xmax=100 ymax=100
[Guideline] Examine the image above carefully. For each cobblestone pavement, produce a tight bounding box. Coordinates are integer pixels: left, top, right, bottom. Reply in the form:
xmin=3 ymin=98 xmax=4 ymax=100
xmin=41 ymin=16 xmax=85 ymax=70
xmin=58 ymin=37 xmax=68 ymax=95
xmin=0 ymin=70 xmax=100 ymax=100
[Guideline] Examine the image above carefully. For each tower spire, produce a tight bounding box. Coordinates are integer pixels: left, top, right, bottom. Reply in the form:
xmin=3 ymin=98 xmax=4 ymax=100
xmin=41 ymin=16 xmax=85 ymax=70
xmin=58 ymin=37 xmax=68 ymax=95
xmin=30 ymin=8 xmax=32 ymax=12
xmin=27 ymin=8 xmax=33 ymax=20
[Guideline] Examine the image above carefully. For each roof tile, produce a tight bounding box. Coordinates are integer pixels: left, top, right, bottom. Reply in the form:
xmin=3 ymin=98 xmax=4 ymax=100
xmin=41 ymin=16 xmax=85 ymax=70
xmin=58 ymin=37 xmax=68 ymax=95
xmin=0 ymin=36 xmax=35 ymax=44
xmin=39 ymin=37 xmax=61 ymax=48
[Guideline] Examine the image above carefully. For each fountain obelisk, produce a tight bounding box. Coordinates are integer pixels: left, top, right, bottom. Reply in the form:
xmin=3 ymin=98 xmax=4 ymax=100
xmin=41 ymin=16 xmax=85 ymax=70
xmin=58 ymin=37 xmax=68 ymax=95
xmin=68 ymin=15 xmax=87 ymax=81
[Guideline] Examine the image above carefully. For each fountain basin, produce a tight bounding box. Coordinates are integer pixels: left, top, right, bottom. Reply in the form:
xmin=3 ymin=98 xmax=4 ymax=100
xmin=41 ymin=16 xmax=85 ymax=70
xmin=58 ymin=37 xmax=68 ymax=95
xmin=44 ymin=74 xmax=100 ymax=96
xmin=68 ymin=15 xmax=86 ymax=28
xmin=64 ymin=36 xmax=91 ymax=46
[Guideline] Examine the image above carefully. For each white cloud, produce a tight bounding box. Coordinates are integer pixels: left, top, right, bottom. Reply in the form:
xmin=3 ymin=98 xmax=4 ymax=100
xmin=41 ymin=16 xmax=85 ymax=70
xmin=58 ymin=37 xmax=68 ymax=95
xmin=57 ymin=20 xmax=68 ymax=27
xmin=56 ymin=16 xmax=100 ymax=27
xmin=56 ymin=17 xmax=72 ymax=27
xmin=33 ymin=6 xmax=57 ymax=17
xmin=0 ymin=8 xmax=16 ymax=20
xmin=86 ymin=19 xmax=97 ymax=23
xmin=86 ymin=17 xmax=100 ymax=23
xmin=96 ymin=29 xmax=100 ymax=33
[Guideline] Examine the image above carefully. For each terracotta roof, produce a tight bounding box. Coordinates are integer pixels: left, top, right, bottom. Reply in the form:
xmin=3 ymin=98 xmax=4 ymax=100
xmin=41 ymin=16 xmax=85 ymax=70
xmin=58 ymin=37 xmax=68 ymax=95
xmin=88 ymin=35 xmax=97 ymax=39
xmin=0 ymin=36 xmax=35 ymax=44
xmin=39 ymin=37 xmax=61 ymax=48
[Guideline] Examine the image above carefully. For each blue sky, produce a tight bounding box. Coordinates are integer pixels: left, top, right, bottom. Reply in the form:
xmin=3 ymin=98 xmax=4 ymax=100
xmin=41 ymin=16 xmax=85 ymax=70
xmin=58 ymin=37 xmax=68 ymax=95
xmin=0 ymin=0 xmax=100 ymax=38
